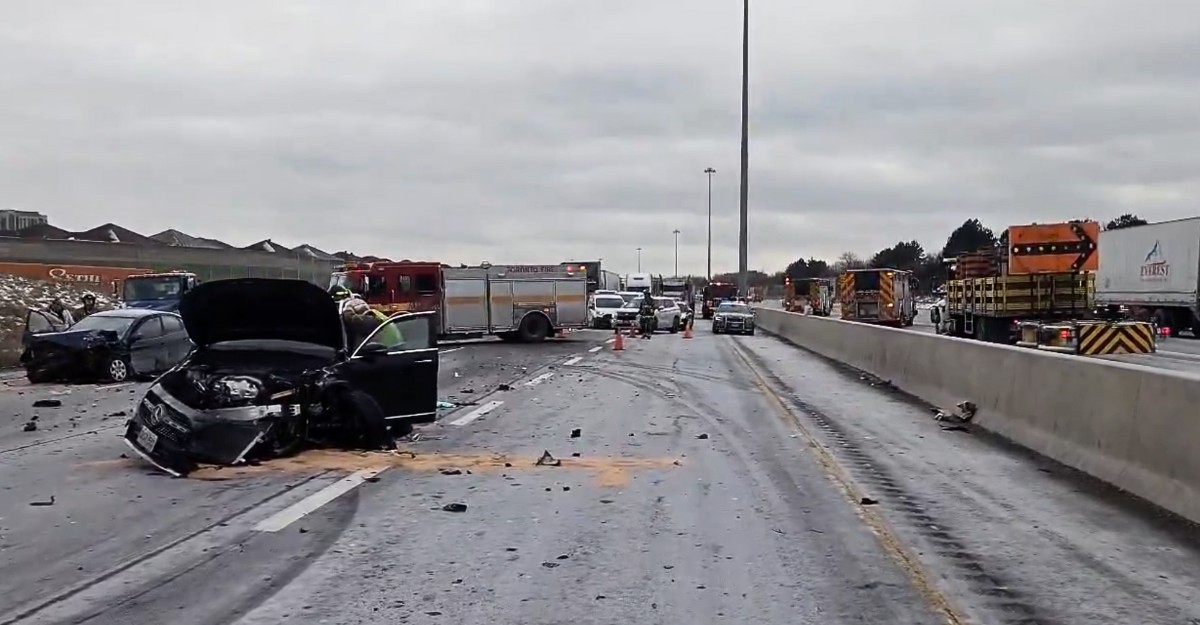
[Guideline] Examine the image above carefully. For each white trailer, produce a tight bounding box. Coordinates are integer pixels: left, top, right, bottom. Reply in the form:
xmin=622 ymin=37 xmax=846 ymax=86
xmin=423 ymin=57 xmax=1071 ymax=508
xmin=1096 ymin=217 xmax=1200 ymax=335
xmin=625 ymin=273 xmax=654 ymax=293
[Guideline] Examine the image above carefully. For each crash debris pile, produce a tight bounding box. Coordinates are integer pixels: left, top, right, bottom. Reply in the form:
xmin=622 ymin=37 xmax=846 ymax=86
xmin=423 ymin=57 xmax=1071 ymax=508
xmin=0 ymin=274 xmax=116 ymax=366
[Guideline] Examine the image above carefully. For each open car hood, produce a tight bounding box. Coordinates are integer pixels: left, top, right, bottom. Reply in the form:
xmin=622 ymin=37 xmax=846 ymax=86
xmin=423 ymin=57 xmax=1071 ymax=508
xmin=179 ymin=278 xmax=344 ymax=350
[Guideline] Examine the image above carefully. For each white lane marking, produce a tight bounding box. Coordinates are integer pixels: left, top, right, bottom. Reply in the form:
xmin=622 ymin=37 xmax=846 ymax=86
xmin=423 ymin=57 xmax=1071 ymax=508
xmin=563 ymin=356 xmax=583 ymax=366
xmin=439 ymin=347 xmax=464 ymax=356
xmin=605 ymin=337 xmax=615 ymax=344
xmin=448 ymin=400 xmax=504 ymax=426
xmin=525 ymin=372 xmax=555 ymax=387
xmin=254 ymin=467 xmax=388 ymax=533
xmin=589 ymin=345 xmax=603 ymax=353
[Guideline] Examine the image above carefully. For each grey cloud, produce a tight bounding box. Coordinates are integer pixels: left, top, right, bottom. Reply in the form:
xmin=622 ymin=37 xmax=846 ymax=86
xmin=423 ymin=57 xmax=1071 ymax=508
xmin=2 ymin=0 xmax=1200 ymax=276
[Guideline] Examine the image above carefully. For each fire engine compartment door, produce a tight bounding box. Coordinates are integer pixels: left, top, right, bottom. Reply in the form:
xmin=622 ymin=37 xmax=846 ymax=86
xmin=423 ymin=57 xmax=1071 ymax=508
xmin=442 ymin=277 xmax=490 ymax=333
xmin=487 ymin=280 xmax=516 ymax=332
xmin=553 ymin=279 xmax=588 ymax=327
xmin=511 ymin=280 xmax=557 ymax=327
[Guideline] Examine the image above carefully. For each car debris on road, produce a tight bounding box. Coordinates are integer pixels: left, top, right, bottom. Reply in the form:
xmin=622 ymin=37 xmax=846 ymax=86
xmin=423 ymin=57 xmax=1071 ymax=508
xmin=122 ymin=278 xmax=442 ymax=477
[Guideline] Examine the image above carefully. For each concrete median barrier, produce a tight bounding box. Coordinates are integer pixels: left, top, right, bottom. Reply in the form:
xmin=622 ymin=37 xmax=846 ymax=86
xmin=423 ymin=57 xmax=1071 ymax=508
xmin=754 ymin=307 xmax=1200 ymax=524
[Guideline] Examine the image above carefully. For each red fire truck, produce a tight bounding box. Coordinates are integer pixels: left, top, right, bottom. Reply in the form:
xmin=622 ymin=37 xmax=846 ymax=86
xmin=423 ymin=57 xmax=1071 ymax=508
xmin=329 ymin=261 xmax=588 ymax=342
xmin=700 ymin=282 xmax=739 ymax=319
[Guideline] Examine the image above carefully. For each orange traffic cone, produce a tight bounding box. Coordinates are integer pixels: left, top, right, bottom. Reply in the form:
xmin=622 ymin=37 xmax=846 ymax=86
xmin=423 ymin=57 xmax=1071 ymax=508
xmin=612 ymin=327 xmax=625 ymax=351
xmin=683 ymin=319 xmax=693 ymax=339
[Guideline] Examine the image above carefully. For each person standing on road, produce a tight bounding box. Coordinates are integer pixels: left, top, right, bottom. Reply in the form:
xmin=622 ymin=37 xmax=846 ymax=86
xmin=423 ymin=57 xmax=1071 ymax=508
xmin=74 ymin=292 xmax=100 ymax=320
xmin=638 ymin=293 xmax=656 ymax=339
xmin=47 ymin=298 xmax=74 ymax=326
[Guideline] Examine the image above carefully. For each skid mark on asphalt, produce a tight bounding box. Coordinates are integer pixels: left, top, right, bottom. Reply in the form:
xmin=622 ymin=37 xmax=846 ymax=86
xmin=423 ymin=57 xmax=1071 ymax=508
xmin=732 ymin=340 xmax=1067 ymax=625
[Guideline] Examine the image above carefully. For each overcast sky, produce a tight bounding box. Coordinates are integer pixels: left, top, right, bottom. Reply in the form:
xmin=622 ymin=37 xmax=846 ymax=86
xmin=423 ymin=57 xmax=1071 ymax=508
xmin=3 ymin=1 xmax=1200 ymax=276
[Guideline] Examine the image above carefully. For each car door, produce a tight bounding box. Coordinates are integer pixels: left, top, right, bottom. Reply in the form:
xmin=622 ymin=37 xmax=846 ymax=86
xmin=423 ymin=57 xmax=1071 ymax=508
xmin=127 ymin=316 xmax=166 ymax=374
xmin=337 ymin=311 xmax=440 ymax=423
xmin=23 ymin=310 xmax=66 ymax=348
xmin=656 ymin=298 xmax=675 ymax=326
xmin=158 ymin=313 xmax=192 ymax=366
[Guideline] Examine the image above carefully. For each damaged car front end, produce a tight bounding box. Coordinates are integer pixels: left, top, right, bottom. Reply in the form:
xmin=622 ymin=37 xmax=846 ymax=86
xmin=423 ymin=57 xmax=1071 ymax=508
xmin=124 ymin=278 xmax=440 ymax=476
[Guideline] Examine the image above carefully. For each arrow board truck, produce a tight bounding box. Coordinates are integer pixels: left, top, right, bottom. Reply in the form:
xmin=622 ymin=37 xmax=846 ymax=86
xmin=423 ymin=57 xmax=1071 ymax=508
xmin=1096 ymin=217 xmax=1200 ymax=336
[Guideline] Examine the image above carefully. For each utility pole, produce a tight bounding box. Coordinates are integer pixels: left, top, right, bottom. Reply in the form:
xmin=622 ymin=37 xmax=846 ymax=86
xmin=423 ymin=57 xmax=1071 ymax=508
xmin=737 ymin=0 xmax=750 ymax=297
xmin=673 ymin=229 xmax=681 ymax=276
xmin=705 ymin=167 xmax=715 ymax=281
xmin=636 ymin=247 xmax=642 ymax=272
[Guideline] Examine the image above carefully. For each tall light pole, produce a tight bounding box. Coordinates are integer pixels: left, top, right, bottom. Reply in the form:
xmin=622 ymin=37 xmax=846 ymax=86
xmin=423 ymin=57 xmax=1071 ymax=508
xmin=672 ymin=229 xmax=681 ymax=276
xmin=704 ymin=167 xmax=715 ymax=281
xmin=737 ymin=0 xmax=750 ymax=296
xmin=636 ymin=247 xmax=642 ymax=272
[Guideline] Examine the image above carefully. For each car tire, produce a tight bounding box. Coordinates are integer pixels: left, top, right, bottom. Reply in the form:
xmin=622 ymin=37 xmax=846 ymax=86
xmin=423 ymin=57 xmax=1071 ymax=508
xmin=106 ymin=357 xmax=131 ymax=383
xmin=518 ymin=315 xmax=550 ymax=343
xmin=339 ymin=388 xmax=392 ymax=450
xmin=669 ymin=317 xmax=680 ymax=333
xmin=748 ymin=328 xmax=756 ymax=336
xmin=25 ymin=366 xmax=51 ymax=384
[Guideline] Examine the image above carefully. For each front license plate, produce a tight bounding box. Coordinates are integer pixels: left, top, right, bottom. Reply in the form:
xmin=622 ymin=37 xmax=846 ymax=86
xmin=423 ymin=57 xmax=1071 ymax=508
xmin=136 ymin=424 xmax=158 ymax=452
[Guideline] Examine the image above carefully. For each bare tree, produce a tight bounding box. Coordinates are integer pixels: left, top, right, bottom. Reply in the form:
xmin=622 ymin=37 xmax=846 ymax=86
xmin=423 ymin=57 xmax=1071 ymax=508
xmin=831 ymin=251 xmax=865 ymax=273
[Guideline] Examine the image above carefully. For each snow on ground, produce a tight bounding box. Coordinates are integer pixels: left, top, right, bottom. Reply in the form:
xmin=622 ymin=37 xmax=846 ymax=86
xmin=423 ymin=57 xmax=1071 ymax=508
xmin=0 ymin=275 xmax=117 ymax=367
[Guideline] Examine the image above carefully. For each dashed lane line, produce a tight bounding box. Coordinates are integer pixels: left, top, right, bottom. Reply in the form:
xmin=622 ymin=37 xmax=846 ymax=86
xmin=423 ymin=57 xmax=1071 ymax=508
xmin=563 ymin=356 xmax=583 ymax=366
xmin=447 ymin=399 xmax=504 ymax=426
xmin=524 ymin=372 xmax=555 ymax=387
xmin=589 ymin=346 xmax=603 ymax=353
xmin=254 ymin=468 xmax=388 ymax=533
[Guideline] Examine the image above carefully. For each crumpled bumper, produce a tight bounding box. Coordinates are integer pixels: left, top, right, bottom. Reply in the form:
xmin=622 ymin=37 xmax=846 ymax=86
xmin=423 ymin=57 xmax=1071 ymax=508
xmin=123 ymin=389 xmax=288 ymax=476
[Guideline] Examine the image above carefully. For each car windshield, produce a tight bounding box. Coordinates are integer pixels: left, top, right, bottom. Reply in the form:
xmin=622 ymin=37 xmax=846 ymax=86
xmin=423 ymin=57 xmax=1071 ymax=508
xmin=123 ymin=277 xmax=183 ymax=301
xmin=71 ymin=315 xmax=136 ymax=334
xmin=717 ymin=304 xmax=751 ymax=314
xmin=619 ymin=293 xmax=640 ymax=305
xmin=594 ymin=297 xmax=624 ymax=309
xmin=328 ymin=272 xmax=364 ymax=293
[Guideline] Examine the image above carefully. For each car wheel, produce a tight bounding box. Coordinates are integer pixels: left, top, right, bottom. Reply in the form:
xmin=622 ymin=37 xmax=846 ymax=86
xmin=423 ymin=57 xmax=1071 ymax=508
xmin=265 ymin=414 xmax=309 ymax=458
xmin=335 ymin=388 xmax=392 ymax=450
xmin=106 ymin=357 xmax=131 ymax=382
xmin=669 ymin=317 xmax=680 ymax=333
xmin=25 ymin=366 xmax=51 ymax=384
xmin=518 ymin=315 xmax=550 ymax=343
xmin=748 ymin=328 xmax=756 ymax=336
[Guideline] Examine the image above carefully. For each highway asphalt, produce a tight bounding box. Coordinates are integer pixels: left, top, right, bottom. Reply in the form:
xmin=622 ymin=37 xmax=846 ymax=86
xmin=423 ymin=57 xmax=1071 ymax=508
xmin=2 ymin=326 xmax=1199 ymax=624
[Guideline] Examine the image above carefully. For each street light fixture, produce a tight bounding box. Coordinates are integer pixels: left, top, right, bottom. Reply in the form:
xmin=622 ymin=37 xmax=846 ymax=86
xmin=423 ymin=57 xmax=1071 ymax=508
xmin=704 ymin=167 xmax=715 ymax=281
xmin=673 ymin=229 xmax=681 ymax=277
xmin=737 ymin=0 xmax=750 ymax=297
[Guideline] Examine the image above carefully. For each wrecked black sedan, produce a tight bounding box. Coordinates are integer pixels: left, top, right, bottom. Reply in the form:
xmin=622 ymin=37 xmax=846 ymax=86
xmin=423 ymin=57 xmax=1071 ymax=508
xmin=21 ymin=309 xmax=192 ymax=383
xmin=123 ymin=278 xmax=439 ymax=476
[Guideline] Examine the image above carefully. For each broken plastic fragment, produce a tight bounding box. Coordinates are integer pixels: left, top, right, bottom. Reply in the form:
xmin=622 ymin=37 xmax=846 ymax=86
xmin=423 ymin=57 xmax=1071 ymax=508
xmin=535 ymin=450 xmax=562 ymax=467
